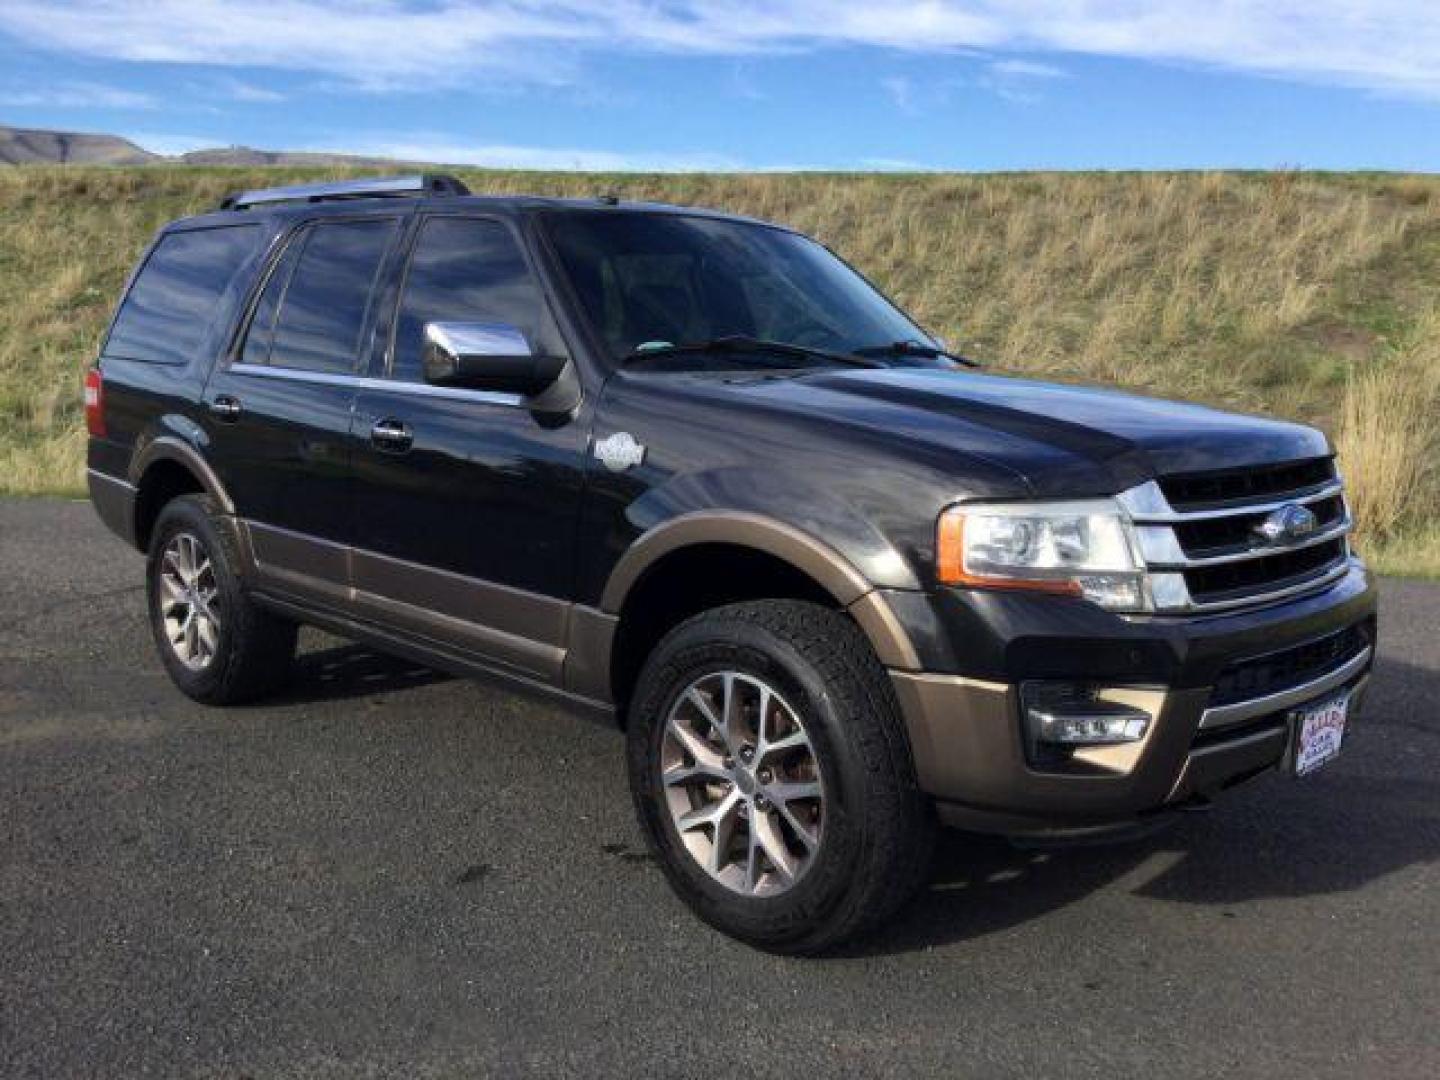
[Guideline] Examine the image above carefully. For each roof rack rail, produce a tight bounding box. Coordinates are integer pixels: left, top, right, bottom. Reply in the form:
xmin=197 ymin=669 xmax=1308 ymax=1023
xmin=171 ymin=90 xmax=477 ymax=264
xmin=219 ymin=173 xmax=471 ymax=211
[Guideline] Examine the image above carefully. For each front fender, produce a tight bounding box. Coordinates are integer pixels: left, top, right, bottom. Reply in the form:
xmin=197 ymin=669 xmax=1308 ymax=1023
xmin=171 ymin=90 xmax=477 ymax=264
xmin=598 ymin=465 xmax=924 ymax=609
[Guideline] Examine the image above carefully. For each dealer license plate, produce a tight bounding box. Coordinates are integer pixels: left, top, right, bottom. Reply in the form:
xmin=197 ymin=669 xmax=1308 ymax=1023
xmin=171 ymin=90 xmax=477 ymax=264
xmin=1290 ymin=692 xmax=1349 ymax=777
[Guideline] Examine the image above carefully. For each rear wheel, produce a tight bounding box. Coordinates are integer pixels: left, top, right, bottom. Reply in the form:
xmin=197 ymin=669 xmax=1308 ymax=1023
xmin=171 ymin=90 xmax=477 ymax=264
xmin=147 ymin=494 xmax=297 ymax=705
xmin=627 ymin=600 xmax=934 ymax=954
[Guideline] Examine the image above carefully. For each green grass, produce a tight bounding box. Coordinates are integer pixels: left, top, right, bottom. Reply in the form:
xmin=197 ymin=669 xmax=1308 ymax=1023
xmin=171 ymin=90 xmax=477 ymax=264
xmin=2 ymin=165 xmax=1437 ymax=574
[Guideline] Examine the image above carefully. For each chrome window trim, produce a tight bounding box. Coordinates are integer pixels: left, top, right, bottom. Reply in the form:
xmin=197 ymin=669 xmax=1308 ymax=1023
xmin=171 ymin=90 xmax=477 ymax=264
xmin=226 ymin=361 xmax=525 ymax=407
xmin=1198 ymin=644 xmax=1372 ymax=731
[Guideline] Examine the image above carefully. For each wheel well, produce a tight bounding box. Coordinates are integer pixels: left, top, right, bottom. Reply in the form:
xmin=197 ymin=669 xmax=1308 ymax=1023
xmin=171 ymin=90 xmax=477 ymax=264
xmin=134 ymin=459 xmax=205 ymax=552
xmin=609 ymin=543 xmax=840 ymax=721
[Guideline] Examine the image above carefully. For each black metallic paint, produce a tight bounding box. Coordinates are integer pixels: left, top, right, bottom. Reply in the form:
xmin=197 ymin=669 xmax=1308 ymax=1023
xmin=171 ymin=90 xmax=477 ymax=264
xmin=87 ymin=195 xmax=1379 ymax=807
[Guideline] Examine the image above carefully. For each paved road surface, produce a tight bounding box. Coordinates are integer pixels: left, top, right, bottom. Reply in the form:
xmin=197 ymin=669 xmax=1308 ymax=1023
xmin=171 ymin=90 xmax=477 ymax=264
xmin=2 ymin=499 xmax=1437 ymax=1078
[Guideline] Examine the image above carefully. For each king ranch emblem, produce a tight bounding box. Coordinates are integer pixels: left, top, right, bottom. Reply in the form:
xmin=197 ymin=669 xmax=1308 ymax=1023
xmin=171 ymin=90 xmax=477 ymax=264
xmin=594 ymin=431 xmax=647 ymax=472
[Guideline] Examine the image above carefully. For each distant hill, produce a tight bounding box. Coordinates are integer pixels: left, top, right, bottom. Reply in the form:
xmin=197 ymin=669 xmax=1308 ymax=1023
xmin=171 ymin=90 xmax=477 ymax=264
xmin=0 ymin=123 xmax=411 ymax=168
xmin=177 ymin=146 xmax=414 ymax=167
xmin=0 ymin=124 xmax=158 ymax=165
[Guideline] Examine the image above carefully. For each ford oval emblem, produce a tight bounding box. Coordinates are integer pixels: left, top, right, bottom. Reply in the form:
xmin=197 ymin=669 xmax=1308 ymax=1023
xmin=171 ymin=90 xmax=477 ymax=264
xmin=1253 ymin=503 xmax=1318 ymax=546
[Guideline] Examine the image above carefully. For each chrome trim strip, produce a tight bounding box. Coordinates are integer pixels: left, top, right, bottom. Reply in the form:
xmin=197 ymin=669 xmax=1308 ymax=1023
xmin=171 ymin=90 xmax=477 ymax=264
xmin=1140 ymin=516 xmax=1353 ymax=569
xmin=226 ymin=362 xmax=524 ymax=407
xmin=1119 ymin=479 xmax=1343 ymax=523
xmin=86 ymin=467 xmax=136 ymax=496
xmin=1198 ymin=645 xmax=1372 ymax=731
xmin=1152 ymin=558 xmax=1352 ymax=614
xmin=87 ymin=467 xmax=138 ymax=547
xmin=1188 ymin=724 xmax=1289 ymax=757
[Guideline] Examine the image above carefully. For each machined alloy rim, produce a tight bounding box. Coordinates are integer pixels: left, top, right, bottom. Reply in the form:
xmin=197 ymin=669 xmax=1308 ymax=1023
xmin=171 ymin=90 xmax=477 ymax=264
xmin=158 ymin=531 xmax=221 ymax=671
xmin=660 ymin=670 xmax=825 ymax=897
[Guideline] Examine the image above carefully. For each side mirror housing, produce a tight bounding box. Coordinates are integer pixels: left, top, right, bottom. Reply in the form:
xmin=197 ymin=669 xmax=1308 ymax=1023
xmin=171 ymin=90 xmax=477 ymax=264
xmin=422 ymin=322 xmax=567 ymax=397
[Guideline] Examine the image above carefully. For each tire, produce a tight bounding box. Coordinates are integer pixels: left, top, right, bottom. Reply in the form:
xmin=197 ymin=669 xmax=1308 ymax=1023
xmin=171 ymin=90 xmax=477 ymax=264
xmin=146 ymin=493 xmax=297 ymax=705
xmin=626 ymin=599 xmax=935 ymax=954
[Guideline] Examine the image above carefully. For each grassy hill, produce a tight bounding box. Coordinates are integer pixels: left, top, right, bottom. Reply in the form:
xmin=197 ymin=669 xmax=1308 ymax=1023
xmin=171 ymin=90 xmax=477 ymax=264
xmin=0 ymin=126 xmax=157 ymax=166
xmin=1 ymin=165 xmax=1436 ymax=574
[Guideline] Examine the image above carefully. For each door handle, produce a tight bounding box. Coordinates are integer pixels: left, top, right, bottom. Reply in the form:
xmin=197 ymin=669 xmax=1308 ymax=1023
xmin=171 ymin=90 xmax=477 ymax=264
xmin=370 ymin=418 xmax=413 ymax=453
xmin=208 ymin=395 xmax=242 ymax=422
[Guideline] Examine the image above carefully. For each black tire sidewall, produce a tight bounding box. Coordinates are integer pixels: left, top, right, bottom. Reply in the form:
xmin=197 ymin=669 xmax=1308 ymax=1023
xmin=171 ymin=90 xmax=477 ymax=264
xmin=628 ymin=611 xmax=881 ymax=948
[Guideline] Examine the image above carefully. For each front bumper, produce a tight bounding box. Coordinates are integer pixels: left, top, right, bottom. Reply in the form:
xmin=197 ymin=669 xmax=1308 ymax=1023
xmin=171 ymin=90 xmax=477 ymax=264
xmin=888 ymin=559 xmax=1377 ymax=836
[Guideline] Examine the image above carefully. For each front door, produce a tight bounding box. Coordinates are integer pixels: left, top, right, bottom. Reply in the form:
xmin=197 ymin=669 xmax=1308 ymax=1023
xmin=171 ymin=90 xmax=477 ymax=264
xmin=203 ymin=213 xmax=403 ymax=605
xmin=348 ymin=213 xmax=590 ymax=681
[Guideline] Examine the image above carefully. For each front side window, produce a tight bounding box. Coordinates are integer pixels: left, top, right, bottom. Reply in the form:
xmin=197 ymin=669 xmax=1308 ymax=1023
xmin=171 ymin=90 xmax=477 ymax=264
xmin=242 ymin=218 xmax=397 ymax=375
xmin=105 ymin=225 xmax=261 ymax=365
xmin=390 ymin=216 xmax=555 ymax=381
xmin=542 ymin=211 xmax=929 ymax=364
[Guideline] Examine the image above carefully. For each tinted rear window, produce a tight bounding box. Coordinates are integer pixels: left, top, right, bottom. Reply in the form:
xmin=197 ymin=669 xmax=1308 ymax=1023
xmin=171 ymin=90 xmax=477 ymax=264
xmin=242 ymin=218 xmax=397 ymax=375
xmin=105 ymin=225 xmax=261 ymax=365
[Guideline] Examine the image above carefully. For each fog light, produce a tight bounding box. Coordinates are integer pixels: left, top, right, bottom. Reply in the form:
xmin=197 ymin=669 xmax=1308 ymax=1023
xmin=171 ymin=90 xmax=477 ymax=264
xmin=1022 ymin=682 xmax=1153 ymax=749
xmin=1030 ymin=706 xmax=1150 ymax=745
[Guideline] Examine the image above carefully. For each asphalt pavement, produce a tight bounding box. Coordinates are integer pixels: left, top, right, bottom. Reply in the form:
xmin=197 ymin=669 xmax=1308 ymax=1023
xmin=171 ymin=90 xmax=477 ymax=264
xmin=2 ymin=498 xmax=1437 ymax=1078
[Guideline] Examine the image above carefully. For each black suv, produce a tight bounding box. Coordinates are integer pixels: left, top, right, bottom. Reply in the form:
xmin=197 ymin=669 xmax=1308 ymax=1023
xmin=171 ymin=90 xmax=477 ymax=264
xmin=87 ymin=175 xmax=1377 ymax=952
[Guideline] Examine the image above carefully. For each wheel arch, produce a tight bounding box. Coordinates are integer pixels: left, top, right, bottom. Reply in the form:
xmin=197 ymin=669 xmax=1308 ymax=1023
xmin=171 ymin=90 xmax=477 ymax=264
xmin=597 ymin=513 xmax=922 ymax=718
xmin=129 ymin=436 xmax=235 ymax=552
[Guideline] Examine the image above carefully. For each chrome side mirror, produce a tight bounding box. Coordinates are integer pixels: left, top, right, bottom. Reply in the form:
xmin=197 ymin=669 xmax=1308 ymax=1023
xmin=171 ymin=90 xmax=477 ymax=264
xmin=422 ymin=321 xmax=566 ymax=397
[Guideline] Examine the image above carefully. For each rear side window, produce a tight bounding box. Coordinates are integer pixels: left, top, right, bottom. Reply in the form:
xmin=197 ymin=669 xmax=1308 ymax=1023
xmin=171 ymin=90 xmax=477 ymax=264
xmin=242 ymin=218 xmax=397 ymax=375
xmin=105 ymin=225 xmax=261 ymax=365
xmin=390 ymin=216 xmax=554 ymax=381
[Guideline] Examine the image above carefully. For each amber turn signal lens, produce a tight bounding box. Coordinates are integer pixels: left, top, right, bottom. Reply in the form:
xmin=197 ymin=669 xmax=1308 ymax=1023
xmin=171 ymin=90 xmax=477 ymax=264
xmin=935 ymin=510 xmax=1083 ymax=594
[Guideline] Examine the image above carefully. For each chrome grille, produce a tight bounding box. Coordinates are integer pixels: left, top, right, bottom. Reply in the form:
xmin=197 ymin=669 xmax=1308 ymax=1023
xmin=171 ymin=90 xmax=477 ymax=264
xmin=1159 ymin=458 xmax=1335 ymax=510
xmin=1118 ymin=457 xmax=1353 ymax=613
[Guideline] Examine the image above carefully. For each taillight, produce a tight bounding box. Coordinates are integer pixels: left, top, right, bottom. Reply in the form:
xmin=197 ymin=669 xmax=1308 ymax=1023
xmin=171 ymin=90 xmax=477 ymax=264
xmin=84 ymin=367 xmax=105 ymax=437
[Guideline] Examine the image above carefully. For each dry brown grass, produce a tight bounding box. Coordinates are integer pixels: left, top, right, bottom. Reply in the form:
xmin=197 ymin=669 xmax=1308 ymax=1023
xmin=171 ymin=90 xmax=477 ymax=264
xmin=1337 ymin=314 xmax=1440 ymax=549
xmin=2 ymin=165 xmax=1439 ymax=573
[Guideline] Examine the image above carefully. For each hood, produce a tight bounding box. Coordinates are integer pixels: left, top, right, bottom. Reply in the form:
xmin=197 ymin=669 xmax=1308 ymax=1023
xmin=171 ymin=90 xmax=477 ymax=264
xmin=677 ymin=367 xmax=1331 ymax=498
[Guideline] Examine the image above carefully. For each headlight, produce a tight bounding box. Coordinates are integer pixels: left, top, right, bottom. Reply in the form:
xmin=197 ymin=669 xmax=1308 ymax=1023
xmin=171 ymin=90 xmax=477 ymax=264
xmin=936 ymin=500 xmax=1146 ymax=610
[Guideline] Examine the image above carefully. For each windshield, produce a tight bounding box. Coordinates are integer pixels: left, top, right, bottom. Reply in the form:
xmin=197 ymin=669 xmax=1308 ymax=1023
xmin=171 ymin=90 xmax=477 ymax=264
xmin=542 ymin=210 xmax=938 ymax=366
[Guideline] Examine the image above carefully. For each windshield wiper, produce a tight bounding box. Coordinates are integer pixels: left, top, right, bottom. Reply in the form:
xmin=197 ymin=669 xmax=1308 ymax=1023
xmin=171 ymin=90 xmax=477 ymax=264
xmin=852 ymin=340 xmax=981 ymax=367
xmin=623 ymin=335 xmax=883 ymax=369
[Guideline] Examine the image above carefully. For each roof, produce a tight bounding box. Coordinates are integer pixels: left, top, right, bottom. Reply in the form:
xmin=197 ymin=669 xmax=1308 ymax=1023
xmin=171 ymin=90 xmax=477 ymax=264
xmin=168 ymin=173 xmax=779 ymax=233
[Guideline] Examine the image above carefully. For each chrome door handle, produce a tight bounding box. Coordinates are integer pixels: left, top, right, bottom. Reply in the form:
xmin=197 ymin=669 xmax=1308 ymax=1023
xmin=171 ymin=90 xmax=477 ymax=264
xmin=370 ymin=418 xmax=413 ymax=452
xmin=208 ymin=395 xmax=242 ymax=421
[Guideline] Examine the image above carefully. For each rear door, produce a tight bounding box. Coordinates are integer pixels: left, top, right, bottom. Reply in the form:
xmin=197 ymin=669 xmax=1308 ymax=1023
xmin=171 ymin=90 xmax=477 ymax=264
xmin=347 ymin=213 xmax=590 ymax=681
xmin=203 ymin=213 xmax=403 ymax=604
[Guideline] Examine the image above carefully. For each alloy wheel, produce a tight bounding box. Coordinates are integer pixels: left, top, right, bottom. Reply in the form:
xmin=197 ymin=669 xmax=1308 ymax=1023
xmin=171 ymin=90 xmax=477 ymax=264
xmin=660 ymin=670 xmax=825 ymax=896
xmin=157 ymin=531 xmax=222 ymax=671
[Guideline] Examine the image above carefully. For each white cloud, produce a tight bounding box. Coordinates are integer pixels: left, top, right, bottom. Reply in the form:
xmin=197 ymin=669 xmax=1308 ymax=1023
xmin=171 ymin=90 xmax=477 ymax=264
xmin=208 ymin=76 xmax=285 ymax=103
xmin=1 ymin=2 xmax=1439 ymax=101
xmin=881 ymin=76 xmax=916 ymax=112
xmin=0 ymin=79 xmax=155 ymax=109
xmin=859 ymin=156 xmax=936 ymax=171
xmin=122 ymin=131 xmax=224 ymax=155
xmin=309 ymin=134 xmax=749 ymax=172
xmin=988 ymin=59 xmax=1066 ymax=80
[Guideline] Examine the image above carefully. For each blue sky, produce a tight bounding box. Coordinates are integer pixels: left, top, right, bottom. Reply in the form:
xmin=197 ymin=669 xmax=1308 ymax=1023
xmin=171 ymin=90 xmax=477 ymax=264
xmin=1 ymin=1 xmax=1438 ymax=172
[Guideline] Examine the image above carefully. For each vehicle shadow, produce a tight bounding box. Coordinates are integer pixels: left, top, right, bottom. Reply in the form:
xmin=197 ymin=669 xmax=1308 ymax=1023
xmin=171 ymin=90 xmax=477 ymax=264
xmin=267 ymin=641 xmax=451 ymax=706
xmin=246 ymin=634 xmax=1438 ymax=959
xmin=848 ymin=652 xmax=1440 ymax=957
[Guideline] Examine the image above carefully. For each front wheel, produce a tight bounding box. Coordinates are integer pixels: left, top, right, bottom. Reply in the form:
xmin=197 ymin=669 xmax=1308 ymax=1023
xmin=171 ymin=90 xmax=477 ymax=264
xmin=147 ymin=494 xmax=297 ymax=705
xmin=626 ymin=600 xmax=934 ymax=954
